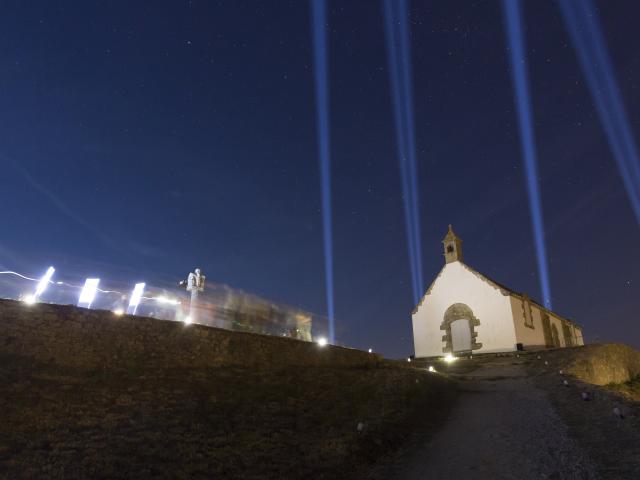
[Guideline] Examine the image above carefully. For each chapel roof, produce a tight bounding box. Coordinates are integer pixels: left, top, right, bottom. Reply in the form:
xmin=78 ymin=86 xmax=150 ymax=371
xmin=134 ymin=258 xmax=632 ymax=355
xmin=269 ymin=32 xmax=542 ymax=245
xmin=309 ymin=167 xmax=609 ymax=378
xmin=412 ymin=260 xmax=582 ymax=329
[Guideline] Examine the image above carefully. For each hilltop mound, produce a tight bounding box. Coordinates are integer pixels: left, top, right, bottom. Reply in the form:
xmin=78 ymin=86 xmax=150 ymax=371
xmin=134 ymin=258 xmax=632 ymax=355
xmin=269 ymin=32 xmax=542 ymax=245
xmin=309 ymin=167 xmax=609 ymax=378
xmin=553 ymin=343 xmax=640 ymax=385
xmin=0 ymin=299 xmax=455 ymax=479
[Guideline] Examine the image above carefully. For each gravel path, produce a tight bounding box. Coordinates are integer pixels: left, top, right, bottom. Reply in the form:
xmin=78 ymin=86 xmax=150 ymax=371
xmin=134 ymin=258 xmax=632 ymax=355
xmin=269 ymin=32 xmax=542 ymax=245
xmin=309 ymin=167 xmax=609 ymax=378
xmin=395 ymin=358 xmax=598 ymax=480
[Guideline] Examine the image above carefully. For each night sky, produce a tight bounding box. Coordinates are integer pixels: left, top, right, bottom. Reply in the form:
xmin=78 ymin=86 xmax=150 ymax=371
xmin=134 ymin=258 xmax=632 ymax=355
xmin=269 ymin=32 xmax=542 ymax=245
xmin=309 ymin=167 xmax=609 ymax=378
xmin=0 ymin=1 xmax=638 ymax=357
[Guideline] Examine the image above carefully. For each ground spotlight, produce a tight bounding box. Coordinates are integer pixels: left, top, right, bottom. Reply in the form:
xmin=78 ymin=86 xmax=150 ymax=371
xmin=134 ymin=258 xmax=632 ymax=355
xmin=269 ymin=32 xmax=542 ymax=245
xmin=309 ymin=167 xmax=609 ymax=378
xmin=444 ymin=353 xmax=456 ymax=363
xmin=23 ymin=294 xmax=36 ymax=305
xmin=113 ymin=309 xmax=124 ymax=316
xmin=184 ymin=316 xmax=192 ymax=325
xmin=317 ymin=336 xmax=328 ymax=347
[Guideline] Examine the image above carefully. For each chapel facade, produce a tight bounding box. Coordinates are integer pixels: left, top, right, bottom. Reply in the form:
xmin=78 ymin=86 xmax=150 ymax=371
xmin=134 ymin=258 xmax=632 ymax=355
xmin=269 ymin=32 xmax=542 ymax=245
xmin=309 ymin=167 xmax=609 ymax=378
xmin=412 ymin=225 xmax=584 ymax=358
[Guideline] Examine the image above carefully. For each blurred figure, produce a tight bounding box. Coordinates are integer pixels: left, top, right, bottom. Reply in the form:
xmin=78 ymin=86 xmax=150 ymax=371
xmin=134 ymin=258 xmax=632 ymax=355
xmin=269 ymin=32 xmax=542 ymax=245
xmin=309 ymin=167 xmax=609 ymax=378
xmin=180 ymin=268 xmax=205 ymax=321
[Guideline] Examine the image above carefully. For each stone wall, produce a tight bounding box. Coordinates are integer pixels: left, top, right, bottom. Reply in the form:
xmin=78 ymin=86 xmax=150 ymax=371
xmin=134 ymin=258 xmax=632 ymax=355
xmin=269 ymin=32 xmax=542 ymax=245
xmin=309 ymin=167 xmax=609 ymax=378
xmin=0 ymin=299 xmax=380 ymax=370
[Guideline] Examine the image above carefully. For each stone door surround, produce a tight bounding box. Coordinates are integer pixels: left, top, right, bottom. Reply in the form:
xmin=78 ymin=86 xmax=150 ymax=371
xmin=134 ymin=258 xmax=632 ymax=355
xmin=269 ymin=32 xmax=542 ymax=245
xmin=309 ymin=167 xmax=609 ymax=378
xmin=440 ymin=303 xmax=482 ymax=354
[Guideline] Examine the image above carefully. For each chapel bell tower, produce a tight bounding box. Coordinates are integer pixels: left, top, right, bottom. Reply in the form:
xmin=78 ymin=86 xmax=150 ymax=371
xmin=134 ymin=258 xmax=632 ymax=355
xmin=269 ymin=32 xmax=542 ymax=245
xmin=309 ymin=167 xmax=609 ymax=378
xmin=442 ymin=224 xmax=463 ymax=263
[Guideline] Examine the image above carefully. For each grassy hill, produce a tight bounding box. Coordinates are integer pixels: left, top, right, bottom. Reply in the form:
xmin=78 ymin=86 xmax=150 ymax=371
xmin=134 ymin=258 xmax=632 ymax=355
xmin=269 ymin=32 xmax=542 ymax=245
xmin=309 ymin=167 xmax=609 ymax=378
xmin=3 ymin=298 xmax=638 ymax=479
xmin=0 ymin=300 xmax=455 ymax=479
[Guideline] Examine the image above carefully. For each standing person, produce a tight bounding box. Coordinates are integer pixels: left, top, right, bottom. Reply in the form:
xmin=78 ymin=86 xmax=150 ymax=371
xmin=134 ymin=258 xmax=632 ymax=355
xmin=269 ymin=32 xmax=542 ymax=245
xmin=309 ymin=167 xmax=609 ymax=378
xmin=186 ymin=268 xmax=205 ymax=321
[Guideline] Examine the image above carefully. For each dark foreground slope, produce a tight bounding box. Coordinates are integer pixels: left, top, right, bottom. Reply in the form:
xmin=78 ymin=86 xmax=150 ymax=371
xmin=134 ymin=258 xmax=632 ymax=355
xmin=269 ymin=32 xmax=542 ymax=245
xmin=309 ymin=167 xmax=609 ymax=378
xmin=377 ymin=347 xmax=640 ymax=480
xmin=0 ymin=300 xmax=454 ymax=479
xmin=525 ymin=345 xmax=640 ymax=479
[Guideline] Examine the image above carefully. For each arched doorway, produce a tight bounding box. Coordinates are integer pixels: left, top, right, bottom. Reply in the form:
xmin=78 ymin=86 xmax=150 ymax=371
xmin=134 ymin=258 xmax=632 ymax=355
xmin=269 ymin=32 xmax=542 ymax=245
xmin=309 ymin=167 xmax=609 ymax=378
xmin=450 ymin=318 xmax=472 ymax=352
xmin=440 ymin=303 xmax=482 ymax=354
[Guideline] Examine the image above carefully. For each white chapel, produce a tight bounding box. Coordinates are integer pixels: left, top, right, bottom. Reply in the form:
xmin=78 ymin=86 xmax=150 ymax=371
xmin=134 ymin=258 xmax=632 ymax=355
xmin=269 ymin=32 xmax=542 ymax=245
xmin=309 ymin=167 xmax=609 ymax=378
xmin=412 ymin=225 xmax=584 ymax=358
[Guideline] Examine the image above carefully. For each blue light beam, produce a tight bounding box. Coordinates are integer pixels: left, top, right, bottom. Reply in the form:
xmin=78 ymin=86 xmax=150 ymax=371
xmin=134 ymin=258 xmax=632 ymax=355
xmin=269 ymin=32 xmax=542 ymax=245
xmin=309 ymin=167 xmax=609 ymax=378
xmin=397 ymin=0 xmax=425 ymax=297
xmin=558 ymin=0 xmax=640 ymax=224
xmin=310 ymin=0 xmax=335 ymax=343
xmin=383 ymin=0 xmax=424 ymax=305
xmin=502 ymin=0 xmax=553 ymax=309
xmin=383 ymin=0 xmax=418 ymax=301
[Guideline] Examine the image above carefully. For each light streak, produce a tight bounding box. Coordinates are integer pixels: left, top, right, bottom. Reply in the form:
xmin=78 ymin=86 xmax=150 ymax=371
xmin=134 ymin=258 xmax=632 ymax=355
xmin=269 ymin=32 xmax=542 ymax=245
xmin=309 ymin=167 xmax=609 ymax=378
xmin=78 ymin=278 xmax=100 ymax=308
xmin=3 ymin=267 xmax=55 ymax=304
xmin=127 ymin=282 xmax=145 ymax=315
xmin=502 ymin=0 xmax=553 ymax=309
xmin=34 ymin=266 xmax=55 ymax=298
xmin=97 ymin=287 xmax=122 ymax=294
xmin=1 ymin=268 xmax=121 ymax=298
xmin=1 ymin=153 xmax=120 ymax=251
xmin=310 ymin=0 xmax=335 ymax=344
xmin=53 ymin=279 xmax=121 ymax=295
xmin=383 ymin=0 xmax=424 ymax=305
xmin=0 ymin=271 xmax=40 ymax=282
xmin=557 ymin=0 xmax=640 ymax=224
xmin=149 ymin=295 xmax=181 ymax=305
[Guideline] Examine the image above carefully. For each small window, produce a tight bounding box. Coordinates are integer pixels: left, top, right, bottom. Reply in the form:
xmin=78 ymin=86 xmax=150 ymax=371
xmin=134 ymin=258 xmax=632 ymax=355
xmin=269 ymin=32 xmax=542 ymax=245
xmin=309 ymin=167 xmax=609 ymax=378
xmin=522 ymin=299 xmax=534 ymax=328
xmin=447 ymin=244 xmax=454 ymax=253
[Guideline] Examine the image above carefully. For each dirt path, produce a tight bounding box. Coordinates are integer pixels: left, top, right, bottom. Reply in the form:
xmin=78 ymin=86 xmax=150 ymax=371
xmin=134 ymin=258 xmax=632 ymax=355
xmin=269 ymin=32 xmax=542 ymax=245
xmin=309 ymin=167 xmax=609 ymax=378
xmin=394 ymin=358 xmax=598 ymax=480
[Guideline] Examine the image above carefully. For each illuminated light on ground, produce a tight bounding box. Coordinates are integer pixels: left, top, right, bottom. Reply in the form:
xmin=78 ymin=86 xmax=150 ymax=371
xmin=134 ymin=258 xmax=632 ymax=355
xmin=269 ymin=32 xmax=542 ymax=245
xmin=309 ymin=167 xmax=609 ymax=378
xmin=407 ymin=357 xmax=411 ymax=363
xmin=558 ymin=0 xmax=640 ymax=225
xmin=78 ymin=278 xmax=100 ymax=308
xmin=502 ymin=0 xmax=553 ymax=308
xmin=113 ymin=309 xmax=124 ymax=316
xmin=382 ymin=0 xmax=424 ymax=305
xmin=368 ymin=348 xmax=373 ymax=353
xmin=23 ymin=294 xmax=36 ymax=305
xmin=428 ymin=365 xmax=436 ymax=373
xmin=184 ymin=316 xmax=192 ymax=325
xmin=310 ymin=0 xmax=335 ymax=344
xmin=444 ymin=354 xmax=456 ymax=363
xmin=317 ymin=336 xmax=328 ymax=347
xmin=34 ymin=266 xmax=55 ymax=298
xmin=127 ymin=282 xmax=145 ymax=315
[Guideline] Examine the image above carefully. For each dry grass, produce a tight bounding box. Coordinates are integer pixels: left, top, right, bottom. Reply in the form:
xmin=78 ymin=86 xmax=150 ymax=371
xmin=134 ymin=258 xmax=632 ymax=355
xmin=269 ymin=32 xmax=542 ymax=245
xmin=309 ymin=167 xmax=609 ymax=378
xmin=0 ymin=354 xmax=455 ymax=479
xmin=607 ymin=375 xmax=640 ymax=401
xmin=525 ymin=346 xmax=640 ymax=479
xmin=551 ymin=343 xmax=640 ymax=385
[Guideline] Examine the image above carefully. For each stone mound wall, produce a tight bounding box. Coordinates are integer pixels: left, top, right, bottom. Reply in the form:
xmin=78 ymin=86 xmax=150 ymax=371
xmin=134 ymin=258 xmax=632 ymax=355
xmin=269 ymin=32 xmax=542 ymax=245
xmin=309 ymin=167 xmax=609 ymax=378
xmin=0 ymin=299 xmax=380 ymax=370
xmin=564 ymin=343 xmax=640 ymax=385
